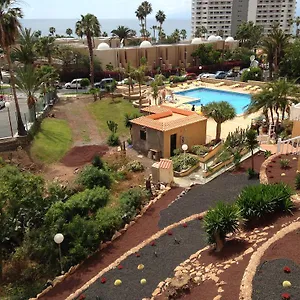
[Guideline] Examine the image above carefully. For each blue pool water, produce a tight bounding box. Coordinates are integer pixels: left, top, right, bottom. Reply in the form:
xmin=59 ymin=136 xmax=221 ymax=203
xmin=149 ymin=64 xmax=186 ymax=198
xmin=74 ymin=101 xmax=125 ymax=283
xmin=175 ymin=88 xmax=251 ymax=114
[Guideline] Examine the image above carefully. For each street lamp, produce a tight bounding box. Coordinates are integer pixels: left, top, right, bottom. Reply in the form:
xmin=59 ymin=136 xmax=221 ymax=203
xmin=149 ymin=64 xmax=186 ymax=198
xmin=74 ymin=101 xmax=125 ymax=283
xmin=54 ymin=233 xmax=64 ymax=274
xmin=5 ymin=102 xmax=13 ymax=137
xmin=182 ymin=144 xmax=188 ymax=170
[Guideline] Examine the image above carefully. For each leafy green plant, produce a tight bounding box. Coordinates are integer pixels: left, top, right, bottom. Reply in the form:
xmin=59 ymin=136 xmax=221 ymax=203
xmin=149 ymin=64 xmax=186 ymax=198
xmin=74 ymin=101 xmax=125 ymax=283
xmin=233 ymin=151 xmax=242 ymax=169
xmin=224 ymin=127 xmax=247 ymax=151
xmin=215 ymin=150 xmax=231 ymax=164
xmin=203 ymin=202 xmax=241 ymax=252
xmin=92 ymin=155 xmax=104 ymax=169
xmin=107 ymin=133 xmax=120 ymax=146
xmin=173 ymin=148 xmax=182 ymax=156
xmin=247 ymin=168 xmax=259 ymax=179
xmin=171 ymin=154 xmax=199 ymax=172
xmin=107 ymin=120 xmax=118 ymax=134
xmin=126 ymin=160 xmax=144 ymax=172
xmin=127 ymin=138 xmax=132 ymax=145
xmin=295 ymin=173 xmax=300 ymax=190
xmin=236 ymin=183 xmax=293 ymax=221
xmin=76 ymin=165 xmax=112 ymax=189
xmin=191 ymin=145 xmax=209 ymax=156
xmin=80 ymin=78 xmax=90 ymax=88
xmin=264 ymin=150 xmax=272 ymax=159
xmin=280 ymin=159 xmax=290 ymax=169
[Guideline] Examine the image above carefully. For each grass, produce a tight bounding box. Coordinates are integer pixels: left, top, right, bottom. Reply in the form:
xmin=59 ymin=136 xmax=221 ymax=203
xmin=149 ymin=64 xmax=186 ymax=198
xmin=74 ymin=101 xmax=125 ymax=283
xmin=88 ymin=97 xmax=139 ymax=137
xmin=30 ymin=118 xmax=73 ymax=164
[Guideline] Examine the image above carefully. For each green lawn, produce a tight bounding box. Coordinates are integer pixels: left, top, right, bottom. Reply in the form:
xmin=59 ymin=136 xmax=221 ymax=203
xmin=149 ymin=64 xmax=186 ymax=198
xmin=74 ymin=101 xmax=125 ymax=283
xmin=30 ymin=118 xmax=73 ymax=164
xmin=88 ymin=97 xmax=139 ymax=137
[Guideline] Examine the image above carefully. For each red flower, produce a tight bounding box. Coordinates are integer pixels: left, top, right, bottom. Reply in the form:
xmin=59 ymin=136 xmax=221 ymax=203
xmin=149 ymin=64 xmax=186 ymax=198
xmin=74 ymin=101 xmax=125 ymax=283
xmin=182 ymin=223 xmax=188 ymax=228
xmin=100 ymin=277 xmax=107 ymax=284
xmin=151 ymin=241 xmax=156 ymax=246
xmin=283 ymin=266 xmax=291 ymax=273
xmin=167 ymin=231 xmax=173 ymax=236
xmin=79 ymin=295 xmax=86 ymax=300
xmin=282 ymin=293 xmax=290 ymax=300
xmin=135 ymin=253 xmax=141 ymax=257
xmin=118 ymin=265 xmax=123 ymax=270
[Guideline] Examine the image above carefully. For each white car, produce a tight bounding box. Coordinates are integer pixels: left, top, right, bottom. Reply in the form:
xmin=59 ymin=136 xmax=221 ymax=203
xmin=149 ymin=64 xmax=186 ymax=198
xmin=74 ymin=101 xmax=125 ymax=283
xmin=199 ymin=73 xmax=215 ymax=79
xmin=64 ymin=78 xmax=83 ymax=89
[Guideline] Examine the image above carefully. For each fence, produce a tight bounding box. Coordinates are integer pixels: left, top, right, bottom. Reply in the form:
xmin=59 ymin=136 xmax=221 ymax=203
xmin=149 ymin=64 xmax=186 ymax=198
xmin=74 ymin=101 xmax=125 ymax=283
xmin=276 ymin=136 xmax=300 ymax=154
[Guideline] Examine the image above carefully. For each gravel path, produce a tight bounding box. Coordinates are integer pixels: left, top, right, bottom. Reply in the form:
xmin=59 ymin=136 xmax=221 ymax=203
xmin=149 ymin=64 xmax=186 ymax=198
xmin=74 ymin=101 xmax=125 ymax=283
xmin=252 ymin=259 xmax=300 ymax=300
xmin=159 ymin=173 xmax=259 ymax=229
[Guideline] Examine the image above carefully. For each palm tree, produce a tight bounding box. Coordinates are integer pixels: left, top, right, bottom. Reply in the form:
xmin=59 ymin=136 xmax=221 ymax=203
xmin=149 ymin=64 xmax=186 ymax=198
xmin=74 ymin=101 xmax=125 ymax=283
xmin=150 ymin=25 xmax=157 ymax=41
xmin=15 ymin=65 xmax=44 ymax=121
xmin=132 ymin=66 xmax=146 ymax=111
xmin=204 ymin=202 xmax=241 ymax=252
xmin=35 ymin=36 xmax=58 ymax=65
xmin=245 ymin=129 xmax=259 ymax=172
xmin=261 ymin=36 xmax=275 ymax=79
xmin=194 ymin=26 xmax=207 ymax=38
xmin=202 ymin=101 xmax=236 ymax=141
xmin=295 ymin=16 xmax=300 ymax=37
xmin=151 ymin=81 xmax=159 ymax=105
xmin=75 ymin=14 xmax=101 ymax=87
xmin=124 ymin=112 xmax=140 ymax=140
xmin=66 ymin=28 xmax=73 ymax=37
xmin=0 ymin=0 xmax=26 ymax=136
xmin=180 ymin=29 xmax=187 ymax=41
xmin=155 ymin=10 xmax=166 ymax=40
xmin=135 ymin=6 xmax=145 ymax=38
xmin=34 ymin=30 xmax=41 ymax=38
xmin=111 ymin=26 xmax=133 ymax=45
xmin=140 ymin=1 xmax=152 ymax=38
xmin=49 ymin=26 xmax=56 ymax=36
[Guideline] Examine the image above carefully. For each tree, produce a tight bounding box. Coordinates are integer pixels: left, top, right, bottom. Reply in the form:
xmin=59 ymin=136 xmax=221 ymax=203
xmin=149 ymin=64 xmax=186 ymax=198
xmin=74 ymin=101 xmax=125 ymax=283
xmin=132 ymin=65 xmax=146 ymax=111
xmin=235 ymin=21 xmax=263 ymax=48
xmin=202 ymin=101 xmax=236 ymax=141
xmin=15 ymin=65 xmax=44 ymax=121
xmin=155 ymin=10 xmax=166 ymax=40
xmin=0 ymin=0 xmax=26 ymax=136
xmin=194 ymin=26 xmax=207 ymax=38
xmin=124 ymin=112 xmax=140 ymax=140
xmin=140 ymin=1 xmax=152 ymax=38
xmin=125 ymin=62 xmax=134 ymax=97
xmin=111 ymin=26 xmax=133 ymax=45
xmin=280 ymin=39 xmax=300 ymax=79
xmin=12 ymin=27 xmax=37 ymax=65
xmin=135 ymin=6 xmax=145 ymax=38
xmin=295 ymin=16 xmax=300 ymax=37
xmin=171 ymin=28 xmax=180 ymax=43
xmin=245 ymin=129 xmax=258 ymax=172
xmin=66 ymin=28 xmax=73 ymax=37
xmin=191 ymin=44 xmax=222 ymax=65
xmin=180 ymin=29 xmax=187 ymax=41
xmin=102 ymin=31 xmax=108 ymax=37
xmin=34 ymin=30 xmax=41 ymax=38
xmin=240 ymin=67 xmax=263 ymax=82
xmin=150 ymin=25 xmax=158 ymax=41
xmin=76 ymin=14 xmax=101 ymax=87
xmin=49 ymin=26 xmax=56 ymax=36
xmin=151 ymin=81 xmax=159 ymax=105
xmin=35 ymin=36 xmax=58 ymax=65
xmin=261 ymin=36 xmax=275 ymax=79
xmin=203 ymin=202 xmax=241 ymax=252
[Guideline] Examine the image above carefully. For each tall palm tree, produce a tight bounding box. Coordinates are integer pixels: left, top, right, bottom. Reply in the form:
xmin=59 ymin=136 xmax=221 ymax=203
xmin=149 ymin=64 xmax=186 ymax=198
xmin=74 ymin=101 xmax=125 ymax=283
xmin=34 ymin=30 xmax=41 ymax=38
xmin=66 ymin=28 xmax=73 ymax=37
xmin=13 ymin=27 xmax=37 ymax=65
xmin=261 ymin=36 xmax=275 ymax=80
xmin=0 ymin=0 xmax=26 ymax=136
xmin=75 ymin=14 xmax=101 ymax=87
xmin=49 ymin=26 xmax=56 ymax=36
xmin=132 ymin=66 xmax=146 ymax=111
xmin=15 ymin=65 xmax=44 ymax=121
xmin=111 ymin=26 xmax=133 ymax=45
xmin=140 ymin=1 xmax=152 ymax=38
xmin=155 ymin=10 xmax=166 ymax=40
xmin=135 ymin=6 xmax=145 ymax=38
xmin=35 ymin=36 xmax=58 ymax=65
xmin=194 ymin=26 xmax=207 ymax=38
xmin=180 ymin=29 xmax=187 ymax=41
xmin=202 ymin=101 xmax=236 ymax=141
xmin=150 ymin=25 xmax=157 ymax=41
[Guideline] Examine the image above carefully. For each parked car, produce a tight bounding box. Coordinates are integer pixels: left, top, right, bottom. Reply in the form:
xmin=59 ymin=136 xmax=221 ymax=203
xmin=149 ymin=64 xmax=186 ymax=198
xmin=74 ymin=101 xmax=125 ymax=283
xmin=0 ymin=95 xmax=5 ymax=110
xmin=226 ymin=69 xmax=239 ymax=78
xmin=200 ymin=73 xmax=215 ymax=79
xmin=239 ymin=68 xmax=250 ymax=75
xmin=215 ymin=71 xmax=227 ymax=79
xmin=64 ymin=78 xmax=84 ymax=89
xmin=55 ymin=80 xmax=62 ymax=89
xmin=183 ymin=73 xmax=197 ymax=80
xmin=118 ymin=78 xmax=136 ymax=85
xmin=145 ymin=76 xmax=154 ymax=86
xmin=94 ymin=78 xmax=115 ymax=90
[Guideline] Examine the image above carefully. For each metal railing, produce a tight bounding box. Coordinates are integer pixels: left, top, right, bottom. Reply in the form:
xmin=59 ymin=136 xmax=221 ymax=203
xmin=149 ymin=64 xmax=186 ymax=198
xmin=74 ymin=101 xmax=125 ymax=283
xmin=277 ymin=136 xmax=300 ymax=154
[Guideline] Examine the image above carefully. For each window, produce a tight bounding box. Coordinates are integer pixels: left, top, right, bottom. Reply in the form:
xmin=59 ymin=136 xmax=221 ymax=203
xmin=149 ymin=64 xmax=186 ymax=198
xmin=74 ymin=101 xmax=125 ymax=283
xmin=140 ymin=130 xmax=146 ymax=140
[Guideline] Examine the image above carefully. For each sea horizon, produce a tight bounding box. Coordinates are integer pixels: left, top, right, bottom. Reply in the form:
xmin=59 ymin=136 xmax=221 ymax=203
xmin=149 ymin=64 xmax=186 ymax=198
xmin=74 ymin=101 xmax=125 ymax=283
xmin=21 ymin=18 xmax=192 ymax=38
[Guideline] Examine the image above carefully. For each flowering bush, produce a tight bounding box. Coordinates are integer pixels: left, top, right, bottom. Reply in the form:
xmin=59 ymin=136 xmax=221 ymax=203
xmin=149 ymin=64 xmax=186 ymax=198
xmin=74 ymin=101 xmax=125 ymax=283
xmin=167 ymin=231 xmax=173 ymax=236
xmin=135 ymin=252 xmax=141 ymax=257
xmin=118 ymin=265 xmax=123 ymax=270
xmin=182 ymin=223 xmax=188 ymax=228
xmin=101 ymin=277 xmax=107 ymax=284
xmin=283 ymin=266 xmax=291 ymax=273
xmin=281 ymin=293 xmax=290 ymax=300
xmin=79 ymin=295 xmax=86 ymax=300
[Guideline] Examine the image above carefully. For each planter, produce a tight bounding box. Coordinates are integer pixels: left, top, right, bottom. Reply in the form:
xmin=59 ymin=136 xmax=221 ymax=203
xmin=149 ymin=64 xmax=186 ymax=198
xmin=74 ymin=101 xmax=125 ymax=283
xmin=174 ymin=163 xmax=200 ymax=177
xmin=198 ymin=141 xmax=223 ymax=163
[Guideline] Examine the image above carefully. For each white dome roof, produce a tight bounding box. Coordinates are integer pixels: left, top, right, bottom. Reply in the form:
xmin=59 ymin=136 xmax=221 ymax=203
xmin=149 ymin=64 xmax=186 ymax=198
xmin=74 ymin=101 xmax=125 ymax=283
xmin=216 ymin=36 xmax=222 ymax=40
xmin=191 ymin=37 xmax=202 ymax=44
xmin=140 ymin=40 xmax=152 ymax=48
xmin=97 ymin=42 xmax=110 ymax=50
xmin=225 ymin=36 xmax=235 ymax=42
xmin=207 ymin=35 xmax=218 ymax=42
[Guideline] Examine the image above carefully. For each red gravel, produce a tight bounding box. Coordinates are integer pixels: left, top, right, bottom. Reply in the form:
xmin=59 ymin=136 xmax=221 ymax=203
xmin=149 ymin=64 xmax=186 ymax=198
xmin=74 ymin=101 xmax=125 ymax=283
xmin=39 ymin=187 xmax=184 ymax=300
xmin=60 ymin=145 xmax=109 ymax=167
xmin=230 ymin=151 xmax=266 ymax=174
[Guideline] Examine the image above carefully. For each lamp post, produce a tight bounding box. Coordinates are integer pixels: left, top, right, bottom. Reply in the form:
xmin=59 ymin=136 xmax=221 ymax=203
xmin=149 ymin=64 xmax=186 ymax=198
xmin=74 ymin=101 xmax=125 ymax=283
xmin=182 ymin=144 xmax=188 ymax=170
xmin=54 ymin=233 xmax=64 ymax=274
xmin=184 ymin=50 xmax=187 ymax=68
xmin=5 ymin=102 xmax=13 ymax=137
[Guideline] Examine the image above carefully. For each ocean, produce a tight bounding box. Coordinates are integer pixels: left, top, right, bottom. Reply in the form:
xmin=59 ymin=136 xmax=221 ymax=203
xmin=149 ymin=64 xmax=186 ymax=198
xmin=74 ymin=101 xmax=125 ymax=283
xmin=21 ymin=18 xmax=191 ymax=38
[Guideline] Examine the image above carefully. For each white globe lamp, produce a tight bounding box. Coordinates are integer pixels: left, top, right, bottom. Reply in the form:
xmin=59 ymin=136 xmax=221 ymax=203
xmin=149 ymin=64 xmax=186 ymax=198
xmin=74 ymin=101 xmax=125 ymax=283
xmin=54 ymin=233 xmax=64 ymax=244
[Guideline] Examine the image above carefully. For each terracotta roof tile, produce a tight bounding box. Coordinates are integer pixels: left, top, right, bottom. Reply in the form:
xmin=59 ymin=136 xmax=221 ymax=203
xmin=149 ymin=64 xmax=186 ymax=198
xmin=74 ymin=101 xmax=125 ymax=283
xmin=159 ymin=159 xmax=173 ymax=169
xmin=141 ymin=106 xmax=170 ymax=114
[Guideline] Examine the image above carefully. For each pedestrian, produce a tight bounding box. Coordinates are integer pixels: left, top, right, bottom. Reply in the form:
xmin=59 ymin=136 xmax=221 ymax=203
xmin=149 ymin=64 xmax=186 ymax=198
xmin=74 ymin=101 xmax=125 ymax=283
xmin=191 ymin=104 xmax=195 ymax=111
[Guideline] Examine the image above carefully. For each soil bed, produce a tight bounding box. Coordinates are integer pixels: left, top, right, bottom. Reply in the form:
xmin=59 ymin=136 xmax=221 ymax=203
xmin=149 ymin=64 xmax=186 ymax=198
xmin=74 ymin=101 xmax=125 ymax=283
xmin=60 ymin=145 xmax=109 ymax=167
xmin=266 ymin=153 xmax=298 ymax=188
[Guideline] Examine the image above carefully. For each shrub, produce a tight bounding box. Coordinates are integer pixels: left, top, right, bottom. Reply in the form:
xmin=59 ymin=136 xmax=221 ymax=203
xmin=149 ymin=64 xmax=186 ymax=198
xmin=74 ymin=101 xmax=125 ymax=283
xmin=92 ymin=155 xmax=104 ymax=169
xmin=203 ymin=202 xmax=241 ymax=251
xmin=263 ymin=150 xmax=272 ymax=159
xmin=173 ymin=148 xmax=182 ymax=156
xmin=295 ymin=173 xmax=300 ymax=190
xmin=127 ymin=138 xmax=132 ymax=145
xmin=171 ymin=154 xmax=199 ymax=172
xmin=80 ymin=78 xmax=90 ymax=88
xmin=119 ymin=187 xmax=150 ymax=218
xmin=76 ymin=165 xmax=112 ymax=189
xmin=236 ymin=183 xmax=293 ymax=221
xmin=191 ymin=145 xmax=209 ymax=156
xmin=233 ymin=151 xmax=242 ymax=168
xmin=280 ymin=159 xmax=290 ymax=169
xmin=240 ymin=67 xmax=263 ymax=82
xmin=127 ymin=160 xmax=144 ymax=172
xmin=247 ymin=168 xmax=259 ymax=179
xmin=107 ymin=133 xmax=120 ymax=146
xmin=215 ymin=150 xmax=231 ymax=164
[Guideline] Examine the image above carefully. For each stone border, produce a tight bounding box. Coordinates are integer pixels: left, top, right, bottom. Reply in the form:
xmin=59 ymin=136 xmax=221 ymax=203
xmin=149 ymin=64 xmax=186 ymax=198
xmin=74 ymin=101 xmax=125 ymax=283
xmin=66 ymin=211 xmax=208 ymax=300
xmin=239 ymin=221 xmax=300 ymax=300
xmin=33 ymin=186 xmax=172 ymax=300
xmin=259 ymin=152 xmax=281 ymax=184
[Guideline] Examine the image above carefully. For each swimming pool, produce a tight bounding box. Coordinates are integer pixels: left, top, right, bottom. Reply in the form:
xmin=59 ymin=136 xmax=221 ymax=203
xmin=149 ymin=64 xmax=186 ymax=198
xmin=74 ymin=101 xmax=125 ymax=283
xmin=175 ymin=88 xmax=251 ymax=114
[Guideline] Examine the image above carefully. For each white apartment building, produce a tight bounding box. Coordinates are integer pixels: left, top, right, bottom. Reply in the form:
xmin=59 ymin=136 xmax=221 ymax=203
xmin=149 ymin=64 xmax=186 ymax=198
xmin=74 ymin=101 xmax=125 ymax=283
xmin=191 ymin=0 xmax=296 ymax=38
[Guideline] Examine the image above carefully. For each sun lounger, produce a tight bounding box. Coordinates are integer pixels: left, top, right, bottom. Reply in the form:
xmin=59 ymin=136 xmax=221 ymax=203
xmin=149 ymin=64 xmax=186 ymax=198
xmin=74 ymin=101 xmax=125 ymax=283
xmin=230 ymin=83 xmax=240 ymax=89
xmin=215 ymin=82 xmax=225 ymax=87
xmin=243 ymin=85 xmax=252 ymax=91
